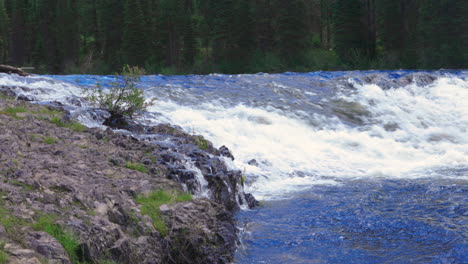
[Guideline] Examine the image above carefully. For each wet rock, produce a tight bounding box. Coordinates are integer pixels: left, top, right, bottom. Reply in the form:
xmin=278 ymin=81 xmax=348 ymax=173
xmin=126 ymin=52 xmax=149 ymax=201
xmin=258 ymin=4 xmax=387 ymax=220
xmin=245 ymin=193 xmax=260 ymax=208
xmin=248 ymin=159 xmax=258 ymax=166
xmin=219 ymin=145 xmax=234 ymax=160
xmin=17 ymin=94 xmax=34 ymax=101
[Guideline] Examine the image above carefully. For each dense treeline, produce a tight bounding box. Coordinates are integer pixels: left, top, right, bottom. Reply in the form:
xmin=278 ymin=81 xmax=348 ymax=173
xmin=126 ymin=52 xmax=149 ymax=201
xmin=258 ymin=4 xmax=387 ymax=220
xmin=0 ymin=0 xmax=466 ymax=74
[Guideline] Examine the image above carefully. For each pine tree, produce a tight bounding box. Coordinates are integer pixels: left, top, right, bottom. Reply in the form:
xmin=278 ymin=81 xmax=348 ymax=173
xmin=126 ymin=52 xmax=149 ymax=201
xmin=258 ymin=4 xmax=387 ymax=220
xmin=333 ymin=0 xmax=368 ymax=64
xmin=0 ymin=0 xmax=9 ymax=63
xmin=274 ymin=0 xmax=309 ymax=66
xmin=121 ymin=0 xmax=147 ymax=67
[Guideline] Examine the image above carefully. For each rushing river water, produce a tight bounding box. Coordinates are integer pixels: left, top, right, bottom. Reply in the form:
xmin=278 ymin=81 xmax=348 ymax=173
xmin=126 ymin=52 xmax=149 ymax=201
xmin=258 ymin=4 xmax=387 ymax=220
xmin=1 ymin=70 xmax=467 ymax=263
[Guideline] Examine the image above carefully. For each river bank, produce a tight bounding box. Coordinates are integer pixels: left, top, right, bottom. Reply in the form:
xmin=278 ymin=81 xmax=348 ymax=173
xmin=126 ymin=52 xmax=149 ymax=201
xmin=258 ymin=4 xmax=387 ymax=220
xmin=0 ymin=91 xmax=255 ymax=263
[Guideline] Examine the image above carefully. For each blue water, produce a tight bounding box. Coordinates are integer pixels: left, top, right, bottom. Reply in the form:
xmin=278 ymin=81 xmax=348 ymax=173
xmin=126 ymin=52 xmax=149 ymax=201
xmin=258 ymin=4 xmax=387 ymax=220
xmin=47 ymin=70 xmax=468 ymax=264
xmin=2 ymin=70 xmax=467 ymax=264
xmin=236 ymin=179 xmax=467 ymax=264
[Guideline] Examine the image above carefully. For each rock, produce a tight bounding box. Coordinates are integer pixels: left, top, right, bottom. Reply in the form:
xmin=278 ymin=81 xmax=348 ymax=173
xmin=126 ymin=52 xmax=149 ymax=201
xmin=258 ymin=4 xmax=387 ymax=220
xmin=247 ymin=159 xmax=258 ymax=166
xmin=245 ymin=193 xmax=259 ymax=208
xmin=164 ymin=199 xmax=238 ymax=264
xmin=17 ymin=94 xmax=34 ymax=101
xmin=26 ymin=231 xmax=72 ymax=264
xmin=219 ymin=145 xmax=234 ymax=160
xmin=4 ymin=243 xmax=43 ymax=264
xmin=0 ymin=98 xmax=257 ymax=264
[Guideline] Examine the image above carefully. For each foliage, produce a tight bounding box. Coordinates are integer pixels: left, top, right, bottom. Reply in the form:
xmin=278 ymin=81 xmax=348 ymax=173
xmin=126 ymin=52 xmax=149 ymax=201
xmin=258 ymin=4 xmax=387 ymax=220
xmin=1 ymin=0 xmax=466 ymax=73
xmin=84 ymin=65 xmax=152 ymax=118
xmin=136 ymin=190 xmax=192 ymax=237
xmin=50 ymin=116 xmax=87 ymax=132
xmin=0 ymin=204 xmax=27 ymax=241
xmin=194 ymin=136 xmax=210 ymax=150
xmin=125 ymin=162 xmax=148 ymax=173
xmin=43 ymin=136 xmax=56 ymax=144
xmin=0 ymin=106 xmax=27 ymax=119
xmin=0 ymin=246 xmax=7 ymax=264
xmin=33 ymin=215 xmax=82 ymax=263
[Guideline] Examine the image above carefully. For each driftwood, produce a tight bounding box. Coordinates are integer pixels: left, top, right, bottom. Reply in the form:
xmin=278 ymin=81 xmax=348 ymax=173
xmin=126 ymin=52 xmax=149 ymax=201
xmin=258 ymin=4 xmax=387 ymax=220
xmin=0 ymin=64 xmax=30 ymax=77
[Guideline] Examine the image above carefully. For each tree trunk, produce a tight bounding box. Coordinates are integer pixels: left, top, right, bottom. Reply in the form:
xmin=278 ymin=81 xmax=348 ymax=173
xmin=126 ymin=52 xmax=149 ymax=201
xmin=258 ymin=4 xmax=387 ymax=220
xmin=0 ymin=64 xmax=30 ymax=76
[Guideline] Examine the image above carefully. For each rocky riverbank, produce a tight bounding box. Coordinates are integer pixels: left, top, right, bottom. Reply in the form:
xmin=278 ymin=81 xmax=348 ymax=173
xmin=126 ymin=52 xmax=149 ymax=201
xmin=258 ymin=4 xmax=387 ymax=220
xmin=0 ymin=92 xmax=256 ymax=263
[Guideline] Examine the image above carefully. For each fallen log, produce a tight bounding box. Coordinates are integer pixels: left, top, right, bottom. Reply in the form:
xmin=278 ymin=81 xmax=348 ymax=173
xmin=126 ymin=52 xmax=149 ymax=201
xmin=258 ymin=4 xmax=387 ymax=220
xmin=0 ymin=64 xmax=30 ymax=77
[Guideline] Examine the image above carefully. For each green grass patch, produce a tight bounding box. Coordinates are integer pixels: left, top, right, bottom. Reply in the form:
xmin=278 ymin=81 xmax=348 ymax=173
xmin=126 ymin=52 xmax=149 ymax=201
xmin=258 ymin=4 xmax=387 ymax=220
xmin=43 ymin=136 xmax=57 ymax=144
xmin=0 ymin=106 xmax=28 ymax=119
xmin=9 ymin=180 xmax=36 ymax=191
xmin=125 ymin=162 xmax=148 ymax=173
xmin=37 ymin=108 xmax=62 ymax=117
xmin=194 ymin=136 xmax=209 ymax=150
xmin=0 ymin=242 xmax=7 ymax=264
xmin=0 ymin=92 xmax=13 ymax=101
xmin=33 ymin=215 xmax=81 ymax=263
xmin=0 ymin=204 xmax=27 ymax=242
xmin=136 ymin=190 xmax=192 ymax=237
xmin=50 ymin=116 xmax=87 ymax=132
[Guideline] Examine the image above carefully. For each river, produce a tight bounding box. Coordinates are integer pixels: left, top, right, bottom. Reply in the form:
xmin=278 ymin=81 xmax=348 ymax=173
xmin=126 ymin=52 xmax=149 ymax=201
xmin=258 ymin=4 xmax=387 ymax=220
xmin=1 ymin=70 xmax=467 ymax=263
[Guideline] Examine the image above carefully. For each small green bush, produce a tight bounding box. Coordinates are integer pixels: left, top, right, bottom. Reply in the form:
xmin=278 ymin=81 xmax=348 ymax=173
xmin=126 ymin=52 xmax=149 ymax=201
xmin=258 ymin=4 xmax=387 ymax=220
xmin=83 ymin=65 xmax=154 ymax=118
xmin=136 ymin=190 xmax=192 ymax=237
xmin=125 ymin=162 xmax=148 ymax=173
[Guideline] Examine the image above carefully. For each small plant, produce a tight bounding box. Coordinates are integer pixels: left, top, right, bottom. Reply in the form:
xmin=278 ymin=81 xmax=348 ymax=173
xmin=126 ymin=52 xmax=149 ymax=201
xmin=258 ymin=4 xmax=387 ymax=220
xmin=50 ymin=116 xmax=87 ymax=132
xmin=0 ymin=106 xmax=27 ymax=119
xmin=194 ymin=136 xmax=209 ymax=150
xmin=33 ymin=215 xmax=81 ymax=263
xmin=83 ymin=65 xmax=154 ymax=118
xmin=0 ymin=205 xmax=27 ymax=242
xmin=0 ymin=242 xmax=7 ymax=264
xmin=136 ymin=190 xmax=192 ymax=237
xmin=125 ymin=162 xmax=148 ymax=173
xmin=43 ymin=136 xmax=57 ymax=144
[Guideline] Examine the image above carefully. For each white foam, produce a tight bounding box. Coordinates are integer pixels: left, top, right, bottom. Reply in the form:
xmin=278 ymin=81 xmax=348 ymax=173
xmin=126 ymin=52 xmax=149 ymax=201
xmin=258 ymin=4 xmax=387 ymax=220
xmin=147 ymin=77 xmax=468 ymax=200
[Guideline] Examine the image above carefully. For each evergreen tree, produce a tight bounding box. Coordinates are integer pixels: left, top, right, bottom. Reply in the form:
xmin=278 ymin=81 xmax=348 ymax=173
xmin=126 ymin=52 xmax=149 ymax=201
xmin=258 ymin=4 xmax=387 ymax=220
xmin=121 ymin=0 xmax=147 ymax=67
xmin=274 ymin=0 xmax=309 ymax=65
xmin=0 ymin=0 xmax=9 ymax=63
xmin=333 ymin=0 xmax=368 ymax=64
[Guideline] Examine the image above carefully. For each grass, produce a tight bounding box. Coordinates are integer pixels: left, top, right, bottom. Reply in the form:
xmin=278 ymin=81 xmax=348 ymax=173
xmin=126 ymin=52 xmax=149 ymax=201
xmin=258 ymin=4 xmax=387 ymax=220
xmin=136 ymin=190 xmax=192 ymax=237
xmin=125 ymin=162 xmax=148 ymax=173
xmin=0 ymin=242 xmax=7 ymax=264
xmin=0 ymin=204 xmax=27 ymax=242
xmin=33 ymin=215 xmax=82 ymax=263
xmin=0 ymin=106 xmax=28 ymax=119
xmin=43 ymin=136 xmax=57 ymax=144
xmin=9 ymin=180 xmax=36 ymax=191
xmin=50 ymin=116 xmax=87 ymax=132
xmin=0 ymin=201 xmax=84 ymax=263
xmin=194 ymin=136 xmax=209 ymax=150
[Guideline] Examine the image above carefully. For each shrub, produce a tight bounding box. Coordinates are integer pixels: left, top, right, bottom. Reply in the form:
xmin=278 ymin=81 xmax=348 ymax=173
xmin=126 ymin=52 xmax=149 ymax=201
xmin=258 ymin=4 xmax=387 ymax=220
xmin=83 ymin=65 xmax=153 ymax=118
